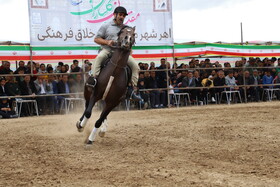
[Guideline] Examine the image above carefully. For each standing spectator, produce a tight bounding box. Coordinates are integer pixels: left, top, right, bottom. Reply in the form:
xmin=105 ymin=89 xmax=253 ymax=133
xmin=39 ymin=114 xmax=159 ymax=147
xmin=47 ymin=75 xmax=58 ymax=113
xmin=0 ymin=77 xmax=8 ymax=95
xmin=60 ymin=65 xmax=68 ymax=73
xmin=0 ymin=61 xmax=13 ymax=75
xmin=176 ymin=70 xmax=187 ymax=85
xmin=14 ymin=61 xmax=27 ymax=74
xmin=72 ymin=59 xmax=81 ymax=72
xmin=248 ymin=70 xmax=262 ymax=102
xmin=5 ymin=74 xmax=20 ymax=107
xmin=275 ymin=58 xmax=280 ymax=74
xmin=201 ymin=75 xmax=215 ymax=103
xmin=18 ymin=75 xmax=37 ymax=116
xmin=57 ymin=75 xmax=71 ymax=112
xmin=38 ymin=64 xmax=47 ymax=74
xmin=34 ymin=76 xmax=48 ymax=115
xmin=193 ymin=70 xmax=203 ymax=102
xmin=149 ymin=62 xmax=155 ymax=70
xmin=156 ymin=58 xmax=168 ymax=107
xmin=145 ymin=71 xmax=160 ymax=108
xmin=72 ymin=74 xmax=84 ymax=97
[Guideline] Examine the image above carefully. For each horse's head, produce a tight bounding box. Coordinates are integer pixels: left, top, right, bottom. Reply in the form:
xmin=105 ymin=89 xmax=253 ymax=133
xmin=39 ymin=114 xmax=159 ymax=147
xmin=117 ymin=26 xmax=136 ymax=50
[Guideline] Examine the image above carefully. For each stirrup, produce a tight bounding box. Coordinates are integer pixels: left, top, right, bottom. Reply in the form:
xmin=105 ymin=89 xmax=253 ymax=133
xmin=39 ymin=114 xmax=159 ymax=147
xmin=86 ymin=77 xmax=97 ymax=88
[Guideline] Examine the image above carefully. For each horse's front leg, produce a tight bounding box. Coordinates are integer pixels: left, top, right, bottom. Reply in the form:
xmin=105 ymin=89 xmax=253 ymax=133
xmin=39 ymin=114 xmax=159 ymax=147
xmin=76 ymin=94 xmax=96 ymax=132
xmin=86 ymin=103 xmax=116 ymax=144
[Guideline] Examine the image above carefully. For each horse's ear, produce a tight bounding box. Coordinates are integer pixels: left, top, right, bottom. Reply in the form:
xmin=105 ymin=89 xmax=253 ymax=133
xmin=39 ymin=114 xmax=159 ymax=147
xmin=132 ymin=26 xmax=136 ymax=32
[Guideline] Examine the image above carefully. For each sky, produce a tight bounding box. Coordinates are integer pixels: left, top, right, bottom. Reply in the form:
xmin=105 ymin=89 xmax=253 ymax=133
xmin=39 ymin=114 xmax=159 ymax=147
xmin=0 ymin=0 xmax=279 ymax=43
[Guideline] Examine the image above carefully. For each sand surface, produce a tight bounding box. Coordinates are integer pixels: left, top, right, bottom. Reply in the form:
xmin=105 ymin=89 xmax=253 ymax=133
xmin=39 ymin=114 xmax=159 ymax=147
xmin=0 ymin=102 xmax=280 ymax=186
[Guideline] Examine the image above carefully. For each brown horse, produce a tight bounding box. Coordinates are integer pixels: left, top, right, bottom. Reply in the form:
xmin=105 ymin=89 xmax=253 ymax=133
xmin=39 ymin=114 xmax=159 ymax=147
xmin=76 ymin=26 xmax=136 ymax=145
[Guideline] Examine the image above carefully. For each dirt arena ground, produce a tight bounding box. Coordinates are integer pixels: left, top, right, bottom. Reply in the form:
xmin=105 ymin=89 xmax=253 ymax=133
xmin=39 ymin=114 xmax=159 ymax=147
xmin=0 ymin=102 xmax=280 ymax=187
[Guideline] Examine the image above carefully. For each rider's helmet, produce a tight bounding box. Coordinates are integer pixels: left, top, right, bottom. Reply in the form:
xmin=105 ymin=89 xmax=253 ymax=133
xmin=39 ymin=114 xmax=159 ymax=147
xmin=114 ymin=6 xmax=128 ymax=16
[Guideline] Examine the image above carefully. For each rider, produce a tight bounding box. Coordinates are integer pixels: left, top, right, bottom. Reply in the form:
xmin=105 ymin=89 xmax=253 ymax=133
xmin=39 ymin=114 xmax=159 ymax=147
xmin=89 ymin=6 xmax=140 ymax=87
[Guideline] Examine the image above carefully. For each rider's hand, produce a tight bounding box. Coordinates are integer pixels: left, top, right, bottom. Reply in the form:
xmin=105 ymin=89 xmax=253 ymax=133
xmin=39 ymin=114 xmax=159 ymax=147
xmin=106 ymin=40 xmax=115 ymax=47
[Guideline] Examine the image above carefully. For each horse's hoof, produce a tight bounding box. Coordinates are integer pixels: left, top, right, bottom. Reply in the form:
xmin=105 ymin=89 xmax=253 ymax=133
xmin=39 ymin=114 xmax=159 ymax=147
xmin=84 ymin=140 xmax=94 ymax=149
xmin=87 ymin=140 xmax=93 ymax=145
xmin=85 ymin=140 xmax=93 ymax=148
xmin=76 ymin=121 xmax=84 ymax=132
xmin=99 ymin=131 xmax=105 ymax=138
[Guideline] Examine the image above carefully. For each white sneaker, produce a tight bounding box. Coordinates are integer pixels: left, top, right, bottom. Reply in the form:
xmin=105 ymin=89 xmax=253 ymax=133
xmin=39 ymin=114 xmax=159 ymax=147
xmin=211 ymin=97 xmax=216 ymax=102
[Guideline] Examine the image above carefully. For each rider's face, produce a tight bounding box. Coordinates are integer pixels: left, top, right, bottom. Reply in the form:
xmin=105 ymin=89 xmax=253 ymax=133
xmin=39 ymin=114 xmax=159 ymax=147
xmin=114 ymin=13 xmax=126 ymax=25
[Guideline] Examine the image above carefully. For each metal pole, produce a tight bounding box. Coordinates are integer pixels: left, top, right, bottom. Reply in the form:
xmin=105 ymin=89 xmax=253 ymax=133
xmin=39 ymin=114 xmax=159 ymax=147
xmin=166 ymin=66 xmax=170 ymax=108
xmin=30 ymin=46 xmax=34 ymax=77
xmin=241 ymin=22 xmax=244 ymax=45
xmin=240 ymin=22 xmax=247 ymax=103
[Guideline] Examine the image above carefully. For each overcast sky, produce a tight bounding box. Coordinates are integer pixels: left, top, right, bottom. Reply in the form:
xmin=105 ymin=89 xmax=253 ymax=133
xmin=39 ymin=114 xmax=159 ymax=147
xmin=0 ymin=0 xmax=279 ymax=43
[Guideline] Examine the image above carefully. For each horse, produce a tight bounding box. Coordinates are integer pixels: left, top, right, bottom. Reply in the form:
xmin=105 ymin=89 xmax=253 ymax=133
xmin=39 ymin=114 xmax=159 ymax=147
xmin=76 ymin=26 xmax=136 ymax=145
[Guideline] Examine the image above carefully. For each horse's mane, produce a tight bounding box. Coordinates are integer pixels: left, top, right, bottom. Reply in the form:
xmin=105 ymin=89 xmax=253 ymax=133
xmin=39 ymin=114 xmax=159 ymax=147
xmin=117 ymin=26 xmax=132 ymax=36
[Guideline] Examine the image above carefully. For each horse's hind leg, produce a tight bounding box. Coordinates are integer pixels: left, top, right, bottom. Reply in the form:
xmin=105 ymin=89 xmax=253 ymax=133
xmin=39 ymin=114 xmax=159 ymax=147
xmin=87 ymin=103 xmax=115 ymax=144
xmin=99 ymin=118 xmax=108 ymax=137
xmin=76 ymin=95 xmax=96 ymax=132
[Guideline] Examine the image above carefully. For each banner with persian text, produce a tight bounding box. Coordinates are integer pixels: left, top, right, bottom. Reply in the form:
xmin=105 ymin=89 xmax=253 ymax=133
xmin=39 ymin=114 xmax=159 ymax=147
xmin=28 ymin=0 xmax=173 ymax=46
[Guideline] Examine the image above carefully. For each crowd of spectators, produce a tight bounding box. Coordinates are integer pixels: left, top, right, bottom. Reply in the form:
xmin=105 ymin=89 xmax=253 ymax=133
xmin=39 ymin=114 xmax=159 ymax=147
xmin=0 ymin=60 xmax=91 ymax=118
xmin=1 ymin=56 xmax=280 ymax=117
xmin=135 ymin=57 xmax=280 ymax=108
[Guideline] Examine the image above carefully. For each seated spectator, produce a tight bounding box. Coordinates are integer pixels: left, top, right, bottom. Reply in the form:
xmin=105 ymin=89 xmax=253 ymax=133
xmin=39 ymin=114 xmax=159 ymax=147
xmin=176 ymin=70 xmax=187 ymax=85
xmin=181 ymin=71 xmax=196 ymax=101
xmin=225 ymin=71 xmax=239 ymax=90
xmin=262 ymin=70 xmax=274 ymax=88
xmin=214 ymin=70 xmax=226 ymax=95
xmin=201 ymin=75 xmax=215 ymax=103
xmin=15 ymin=67 xmax=25 ymax=83
xmin=0 ymin=96 xmax=17 ymax=118
xmin=239 ymin=71 xmax=251 ymax=101
xmin=138 ymin=79 xmax=149 ymax=108
xmin=5 ymin=73 xmax=21 ymax=107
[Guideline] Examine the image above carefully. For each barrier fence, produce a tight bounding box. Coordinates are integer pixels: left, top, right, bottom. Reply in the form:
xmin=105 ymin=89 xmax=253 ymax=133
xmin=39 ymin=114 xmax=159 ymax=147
xmin=0 ymin=65 xmax=280 ymax=115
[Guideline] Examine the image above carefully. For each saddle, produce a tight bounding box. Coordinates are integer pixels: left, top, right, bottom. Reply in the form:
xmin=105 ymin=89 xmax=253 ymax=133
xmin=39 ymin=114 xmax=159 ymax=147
xmin=86 ymin=55 xmax=132 ymax=88
xmin=101 ymin=56 xmax=132 ymax=86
